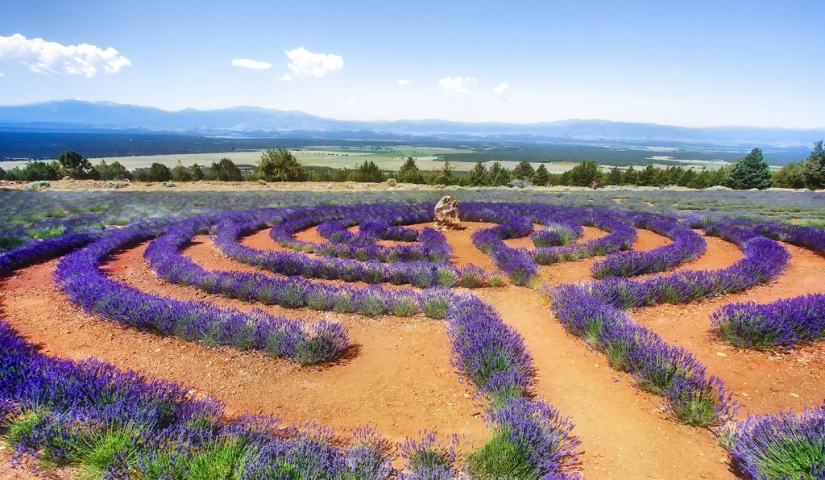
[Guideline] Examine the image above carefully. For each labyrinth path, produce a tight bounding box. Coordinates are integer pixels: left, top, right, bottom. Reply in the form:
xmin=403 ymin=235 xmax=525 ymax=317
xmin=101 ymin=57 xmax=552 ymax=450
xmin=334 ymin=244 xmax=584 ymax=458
xmin=1 ymin=201 xmax=824 ymax=479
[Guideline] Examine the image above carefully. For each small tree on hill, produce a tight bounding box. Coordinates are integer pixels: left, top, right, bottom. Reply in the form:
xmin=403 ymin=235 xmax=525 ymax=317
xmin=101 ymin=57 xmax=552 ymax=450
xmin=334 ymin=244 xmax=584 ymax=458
xmin=567 ymin=161 xmax=602 ymax=187
xmin=0 ymin=166 xmax=5 ymax=181
xmin=773 ymin=161 xmax=806 ymax=189
xmin=58 ymin=150 xmax=97 ymax=179
xmin=802 ymin=141 xmax=825 ymax=190
xmin=531 ymin=164 xmax=550 ymax=186
xmin=191 ymin=163 xmax=205 ymax=181
xmin=147 ymin=162 xmax=171 ymax=182
xmin=467 ymin=162 xmax=489 ymax=186
xmin=488 ymin=162 xmax=512 ymax=186
xmin=172 ymin=160 xmax=193 ymax=182
xmin=511 ymin=160 xmax=535 ymax=180
xmin=396 ymin=156 xmax=425 ymax=184
xmin=352 ymin=160 xmax=384 ymax=182
xmin=257 ymin=148 xmax=305 ymax=182
xmin=209 ymin=158 xmax=243 ymax=181
xmin=725 ymin=147 xmax=773 ymax=190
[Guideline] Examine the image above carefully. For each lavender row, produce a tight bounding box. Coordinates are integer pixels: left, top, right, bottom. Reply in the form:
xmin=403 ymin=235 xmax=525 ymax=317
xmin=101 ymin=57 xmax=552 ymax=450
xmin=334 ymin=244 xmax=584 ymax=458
xmin=316 ymin=217 xmax=420 ymax=245
xmin=547 ymin=283 xmax=738 ymax=427
xmin=215 ymin=218 xmax=484 ymax=288
xmin=530 ymin=217 xmax=584 ymax=247
xmin=468 ymin=212 xmax=539 ymax=286
xmin=591 ymin=215 xmax=706 ymax=278
xmin=711 ymin=293 xmax=825 ymax=349
xmin=588 ymin=224 xmax=789 ymax=309
xmin=0 ymin=319 xmax=394 ymax=478
xmin=56 ymin=224 xmax=349 ymax=365
xmin=710 ymin=220 xmax=825 ymax=350
xmin=147 ymin=219 xmax=464 ymax=318
xmin=0 ymin=231 xmax=100 ymax=273
xmin=724 ymin=403 xmax=825 ymax=480
xmin=444 ymin=294 xmax=581 ymax=478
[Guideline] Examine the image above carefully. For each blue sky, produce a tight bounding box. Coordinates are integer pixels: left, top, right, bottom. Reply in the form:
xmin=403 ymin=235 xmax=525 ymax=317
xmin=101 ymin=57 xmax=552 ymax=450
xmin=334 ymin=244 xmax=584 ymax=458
xmin=1 ymin=0 xmax=823 ymax=128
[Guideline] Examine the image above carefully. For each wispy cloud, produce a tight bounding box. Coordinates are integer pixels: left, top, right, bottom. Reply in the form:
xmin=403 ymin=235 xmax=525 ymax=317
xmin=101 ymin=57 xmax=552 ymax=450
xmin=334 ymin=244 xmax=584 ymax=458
xmin=280 ymin=47 xmax=343 ymax=81
xmin=398 ymin=79 xmax=410 ymax=85
xmin=494 ymin=82 xmax=509 ymax=100
xmin=0 ymin=72 xmax=4 ymax=78
xmin=232 ymin=58 xmax=271 ymax=70
xmin=0 ymin=33 xmax=130 ymax=78
xmin=347 ymin=98 xmax=357 ymax=104
xmin=439 ymin=76 xmax=476 ymax=94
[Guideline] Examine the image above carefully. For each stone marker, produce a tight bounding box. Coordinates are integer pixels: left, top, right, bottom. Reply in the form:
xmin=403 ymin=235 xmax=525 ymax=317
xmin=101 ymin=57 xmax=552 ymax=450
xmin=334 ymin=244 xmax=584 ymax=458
xmin=433 ymin=195 xmax=461 ymax=230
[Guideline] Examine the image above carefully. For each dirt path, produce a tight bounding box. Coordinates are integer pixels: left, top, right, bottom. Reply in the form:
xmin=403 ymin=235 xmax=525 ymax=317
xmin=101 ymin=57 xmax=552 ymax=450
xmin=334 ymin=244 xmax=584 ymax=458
xmin=0 ymin=251 xmax=488 ymax=450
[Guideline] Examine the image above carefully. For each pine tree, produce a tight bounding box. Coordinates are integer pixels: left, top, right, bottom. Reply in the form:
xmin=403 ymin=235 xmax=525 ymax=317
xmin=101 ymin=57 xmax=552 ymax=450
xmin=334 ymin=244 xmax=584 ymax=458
xmin=467 ymin=162 xmax=490 ymax=186
xmin=531 ymin=164 xmax=550 ymax=186
xmin=511 ymin=160 xmax=535 ymax=180
xmin=396 ymin=156 xmax=425 ymax=184
xmin=257 ymin=148 xmax=305 ymax=182
xmin=725 ymin=148 xmax=773 ymax=190
xmin=802 ymin=141 xmax=825 ymax=190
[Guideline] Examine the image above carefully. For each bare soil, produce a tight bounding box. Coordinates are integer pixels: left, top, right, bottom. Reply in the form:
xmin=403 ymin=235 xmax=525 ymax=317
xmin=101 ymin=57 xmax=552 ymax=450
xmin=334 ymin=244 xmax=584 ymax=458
xmin=1 ymin=222 xmax=823 ymax=479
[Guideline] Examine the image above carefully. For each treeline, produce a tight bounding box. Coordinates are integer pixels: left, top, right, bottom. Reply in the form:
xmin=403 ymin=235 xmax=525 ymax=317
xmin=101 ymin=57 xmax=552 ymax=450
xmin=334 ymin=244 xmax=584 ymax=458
xmin=3 ymin=142 xmax=824 ymax=191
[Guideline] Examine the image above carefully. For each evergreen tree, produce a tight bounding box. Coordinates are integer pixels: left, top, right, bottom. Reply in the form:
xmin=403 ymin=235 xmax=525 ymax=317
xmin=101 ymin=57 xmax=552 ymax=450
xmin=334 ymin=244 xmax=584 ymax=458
xmin=352 ymin=160 xmax=384 ymax=182
xmin=605 ymin=166 xmax=623 ymax=185
xmin=467 ymin=162 xmax=490 ymax=186
xmin=209 ymin=158 xmax=243 ymax=181
xmin=677 ymin=169 xmax=696 ymax=187
xmin=431 ymin=159 xmax=455 ymax=185
xmin=333 ymin=167 xmax=349 ymax=182
xmin=725 ymin=148 xmax=773 ymax=189
xmin=511 ymin=160 xmax=535 ymax=180
xmin=171 ymin=160 xmax=193 ymax=182
xmin=623 ymin=166 xmax=638 ymax=185
xmin=636 ymin=165 xmax=657 ymax=186
xmin=773 ymin=161 xmax=806 ymax=189
xmin=531 ymin=164 xmax=550 ymax=186
xmin=488 ymin=162 xmax=511 ymax=186
xmin=58 ymin=150 xmax=98 ymax=179
xmin=147 ymin=162 xmax=171 ymax=182
xmin=567 ymin=161 xmax=602 ymax=187
xmin=0 ymin=165 xmax=4 ymax=180
xmin=191 ymin=163 xmax=205 ymax=181
xmin=257 ymin=148 xmax=305 ymax=182
xmin=396 ymin=156 xmax=425 ymax=184
xmin=802 ymin=141 xmax=825 ymax=190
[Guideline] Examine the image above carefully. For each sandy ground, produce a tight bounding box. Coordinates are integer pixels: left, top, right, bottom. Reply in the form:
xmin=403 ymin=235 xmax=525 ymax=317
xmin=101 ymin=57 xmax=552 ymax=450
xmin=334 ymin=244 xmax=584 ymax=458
xmin=1 ymin=222 xmax=824 ymax=479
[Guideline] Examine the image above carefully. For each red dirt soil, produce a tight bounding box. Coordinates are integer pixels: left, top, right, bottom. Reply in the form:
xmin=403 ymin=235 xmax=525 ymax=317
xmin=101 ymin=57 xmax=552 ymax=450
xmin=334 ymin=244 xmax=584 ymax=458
xmin=2 ymin=222 xmax=824 ymax=479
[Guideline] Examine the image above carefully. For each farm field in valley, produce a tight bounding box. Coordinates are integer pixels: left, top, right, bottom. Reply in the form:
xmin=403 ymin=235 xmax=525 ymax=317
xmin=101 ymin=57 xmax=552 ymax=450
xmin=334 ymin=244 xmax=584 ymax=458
xmin=1 ymin=186 xmax=825 ymax=479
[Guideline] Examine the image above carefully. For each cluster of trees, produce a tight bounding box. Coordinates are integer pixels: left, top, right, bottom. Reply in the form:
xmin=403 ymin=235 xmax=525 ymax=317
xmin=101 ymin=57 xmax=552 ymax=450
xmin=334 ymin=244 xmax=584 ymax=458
xmin=3 ymin=143 xmax=824 ymax=190
xmin=772 ymin=141 xmax=825 ymax=189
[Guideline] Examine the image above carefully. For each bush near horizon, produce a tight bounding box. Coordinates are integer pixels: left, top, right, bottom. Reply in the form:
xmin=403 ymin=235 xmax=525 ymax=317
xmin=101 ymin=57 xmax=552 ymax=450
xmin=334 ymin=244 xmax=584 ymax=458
xmin=257 ymin=148 xmax=306 ymax=182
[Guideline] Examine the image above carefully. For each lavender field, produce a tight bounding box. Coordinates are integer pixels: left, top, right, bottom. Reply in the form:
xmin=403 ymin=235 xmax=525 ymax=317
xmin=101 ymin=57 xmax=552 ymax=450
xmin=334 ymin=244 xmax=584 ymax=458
xmin=1 ymin=186 xmax=824 ymax=479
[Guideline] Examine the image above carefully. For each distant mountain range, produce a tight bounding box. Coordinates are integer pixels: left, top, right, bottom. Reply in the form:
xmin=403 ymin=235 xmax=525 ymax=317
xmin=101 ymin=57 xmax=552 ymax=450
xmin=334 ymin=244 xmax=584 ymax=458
xmin=0 ymin=100 xmax=823 ymax=148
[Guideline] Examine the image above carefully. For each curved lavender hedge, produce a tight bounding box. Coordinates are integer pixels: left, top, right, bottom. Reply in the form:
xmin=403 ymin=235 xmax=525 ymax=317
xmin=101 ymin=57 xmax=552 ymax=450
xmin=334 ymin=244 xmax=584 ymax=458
xmin=468 ymin=212 xmax=538 ymax=286
xmin=0 ymin=319 xmax=392 ymax=478
xmin=216 ymin=219 xmax=469 ymax=288
xmin=726 ymin=403 xmax=825 ymax=480
xmin=548 ymin=283 xmax=737 ymax=427
xmin=591 ymin=216 xmax=706 ymax=278
xmin=712 ymin=294 xmax=825 ymax=350
xmin=56 ymin=224 xmax=349 ymax=365
xmin=711 ymin=220 xmax=825 ymax=350
xmin=0 ymin=231 xmax=100 ymax=273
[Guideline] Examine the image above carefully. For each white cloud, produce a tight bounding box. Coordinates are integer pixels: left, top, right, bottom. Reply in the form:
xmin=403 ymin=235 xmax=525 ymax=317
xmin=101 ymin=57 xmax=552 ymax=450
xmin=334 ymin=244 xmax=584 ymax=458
xmin=280 ymin=47 xmax=343 ymax=80
xmin=494 ymin=82 xmax=509 ymax=100
xmin=398 ymin=79 xmax=410 ymax=85
xmin=347 ymin=99 xmax=356 ymax=104
xmin=439 ymin=76 xmax=476 ymax=94
xmin=232 ymin=58 xmax=271 ymax=70
xmin=0 ymin=72 xmax=3 ymax=77
xmin=0 ymin=33 xmax=130 ymax=78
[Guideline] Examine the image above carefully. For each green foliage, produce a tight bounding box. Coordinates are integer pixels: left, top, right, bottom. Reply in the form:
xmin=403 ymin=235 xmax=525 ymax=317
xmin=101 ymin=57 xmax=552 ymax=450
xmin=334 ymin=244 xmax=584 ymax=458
xmin=511 ymin=160 xmax=535 ymax=180
xmin=257 ymin=148 xmax=305 ymax=182
xmin=396 ymin=156 xmax=425 ymax=183
xmin=147 ymin=162 xmax=172 ymax=182
xmin=488 ymin=162 xmax=512 ymax=186
xmin=3 ymin=161 xmax=62 ymax=182
xmin=802 ymin=140 xmax=825 ymax=190
xmin=171 ymin=160 xmax=193 ymax=182
xmin=190 ymin=163 xmax=205 ymax=181
xmin=725 ymin=147 xmax=773 ymax=190
xmin=531 ymin=164 xmax=550 ymax=186
xmin=333 ymin=167 xmax=350 ymax=182
xmin=567 ymin=161 xmax=602 ymax=187
xmin=622 ymin=165 xmax=638 ymax=185
xmin=604 ymin=166 xmax=623 ymax=185
xmin=208 ymin=158 xmax=243 ymax=182
xmin=430 ymin=159 xmax=456 ymax=185
xmin=467 ymin=162 xmax=490 ymax=186
xmin=0 ymin=165 xmax=5 ymax=180
xmin=58 ymin=150 xmax=98 ymax=179
xmin=773 ymin=161 xmax=806 ymax=189
xmin=467 ymin=432 xmax=537 ymax=480
xmin=94 ymin=160 xmax=131 ymax=181
xmin=351 ymin=160 xmax=384 ymax=182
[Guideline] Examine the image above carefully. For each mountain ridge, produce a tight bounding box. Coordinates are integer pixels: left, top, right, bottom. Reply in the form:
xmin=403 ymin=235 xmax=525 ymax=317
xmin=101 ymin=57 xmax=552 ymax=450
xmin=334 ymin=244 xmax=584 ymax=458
xmin=0 ymin=100 xmax=823 ymax=148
